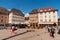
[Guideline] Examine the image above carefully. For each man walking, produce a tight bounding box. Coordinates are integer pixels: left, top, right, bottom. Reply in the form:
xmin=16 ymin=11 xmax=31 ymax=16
xmin=51 ymin=27 xmax=55 ymax=38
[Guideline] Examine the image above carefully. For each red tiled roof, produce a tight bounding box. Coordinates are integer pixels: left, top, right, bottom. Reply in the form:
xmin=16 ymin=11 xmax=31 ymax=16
xmin=31 ymin=7 xmax=58 ymax=13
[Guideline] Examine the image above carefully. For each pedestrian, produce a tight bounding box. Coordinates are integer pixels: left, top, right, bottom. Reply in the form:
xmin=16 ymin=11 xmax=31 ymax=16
xmin=50 ymin=29 xmax=52 ymax=37
xmin=51 ymin=27 xmax=55 ymax=38
xmin=48 ymin=26 xmax=51 ymax=32
xmin=11 ymin=26 xmax=15 ymax=34
xmin=58 ymin=26 xmax=60 ymax=34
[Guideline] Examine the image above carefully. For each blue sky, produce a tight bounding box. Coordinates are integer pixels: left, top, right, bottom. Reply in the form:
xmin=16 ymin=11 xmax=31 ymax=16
xmin=0 ymin=0 xmax=60 ymax=16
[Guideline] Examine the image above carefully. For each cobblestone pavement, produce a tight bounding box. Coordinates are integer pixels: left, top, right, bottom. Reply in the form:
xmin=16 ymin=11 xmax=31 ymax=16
xmin=0 ymin=28 xmax=60 ymax=40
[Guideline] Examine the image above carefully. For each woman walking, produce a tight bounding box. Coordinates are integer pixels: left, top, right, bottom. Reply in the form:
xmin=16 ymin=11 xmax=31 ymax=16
xmin=11 ymin=26 xmax=15 ymax=34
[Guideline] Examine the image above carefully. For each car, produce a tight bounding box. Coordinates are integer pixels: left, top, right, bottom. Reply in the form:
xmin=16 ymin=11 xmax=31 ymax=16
xmin=0 ymin=24 xmax=6 ymax=29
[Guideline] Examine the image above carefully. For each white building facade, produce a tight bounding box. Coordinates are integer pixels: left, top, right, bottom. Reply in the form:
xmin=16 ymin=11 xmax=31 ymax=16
xmin=38 ymin=11 xmax=58 ymax=24
xmin=38 ymin=8 xmax=58 ymax=27
xmin=9 ymin=12 xmax=25 ymax=24
xmin=29 ymin=7 xmax=58 ymax=28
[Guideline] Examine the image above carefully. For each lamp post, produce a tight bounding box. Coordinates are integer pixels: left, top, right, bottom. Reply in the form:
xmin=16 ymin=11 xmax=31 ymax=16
xmin=4 ymin=16 xmax=6 ymax=28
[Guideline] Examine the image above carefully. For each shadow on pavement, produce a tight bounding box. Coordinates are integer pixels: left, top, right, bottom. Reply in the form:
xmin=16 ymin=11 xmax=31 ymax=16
xmin=2 ymin=31 xmax=29 ymax=40
xmin=2 ymin=30 xmax=35 ymax=40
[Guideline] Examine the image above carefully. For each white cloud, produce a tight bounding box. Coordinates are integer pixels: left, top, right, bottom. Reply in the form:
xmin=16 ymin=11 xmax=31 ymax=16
xmin=8 ymin=9 xmax=11 ymax=11
xmin=25 ymin=13 xmax=29 ymax=17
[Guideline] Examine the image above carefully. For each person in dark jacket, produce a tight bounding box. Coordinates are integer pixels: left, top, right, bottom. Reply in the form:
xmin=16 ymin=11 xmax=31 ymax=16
xmin=48 ymin=26 xmax=51 ymax=32
xmin=51 ymin=27 xmax=55 ymax=38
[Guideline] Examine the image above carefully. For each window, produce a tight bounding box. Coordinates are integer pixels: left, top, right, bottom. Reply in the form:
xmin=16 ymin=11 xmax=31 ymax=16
xmin=49 ymin=19 xmax=51 ymax=22
xmin=5 ymin=17 xmax=7 ymax=18
xmin=49 ymin=12 xmax=50 ymax=14
xmin=33 ymin=23 xmax=35 ymax=26
xmin=0 ymin=24 xmax=4 ymax=26
xmin=40 ymin=12 xmax=43 ymax=14
xmin=1 ymin=20 xmax=3 ymax=23
xmin=40 ymin=19 xmax=43 ymax=22
xmin=45 ymin=12 xmax=46 ymax=13
xmin=45 ymin=16 xmax=47 ymax=18
xmin=53 ymin=11 xmax=55 ymax=13
xmin=45 ymin=19 xmax=47 ymax=22
xmin=30 ymin=24 xmax=32 ymax=26
xmin=1 ymin=16 xmax=3 ymax=18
